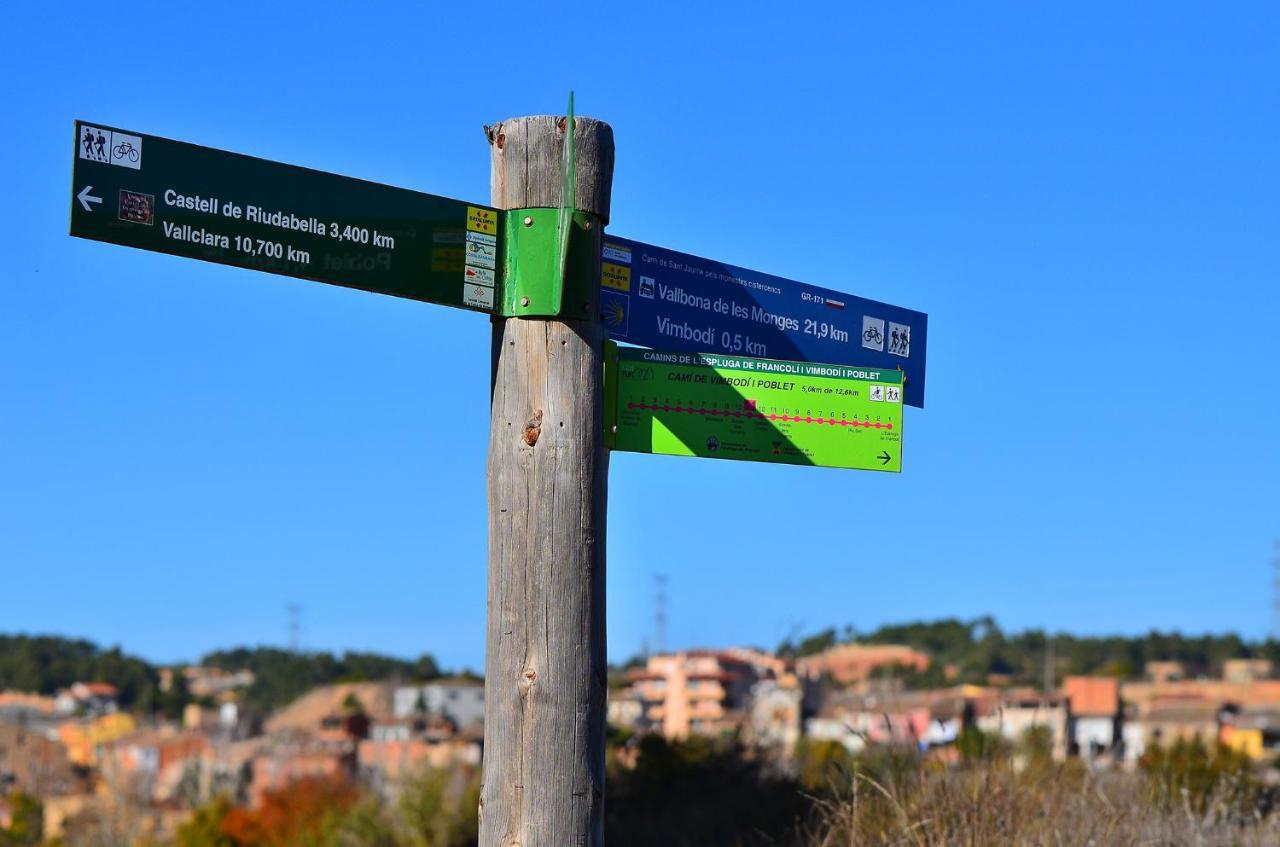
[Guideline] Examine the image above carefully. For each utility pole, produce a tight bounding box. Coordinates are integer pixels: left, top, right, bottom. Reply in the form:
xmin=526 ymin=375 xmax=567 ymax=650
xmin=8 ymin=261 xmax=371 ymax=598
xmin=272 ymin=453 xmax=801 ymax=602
xmin=654 ymin=573 xmax=668 ymax=655
xmin=1043 ymin=636 xmax=1054 ymax=694
xmin=1272 ymin=541 xmax=1280 ymax=640
xmin=287 ymin=603 xmax=301 ymax=653
xmin=480 ymin=114 xmax=614 ymax=847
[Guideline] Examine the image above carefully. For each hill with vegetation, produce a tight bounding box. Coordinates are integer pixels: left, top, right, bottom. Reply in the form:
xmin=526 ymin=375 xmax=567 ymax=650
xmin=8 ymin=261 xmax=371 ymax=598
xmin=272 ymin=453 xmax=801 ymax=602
xmin=776 ymin=616 xmax=1278 ymax=688
xmin=0 ymin=635 xmax=441 ymax=714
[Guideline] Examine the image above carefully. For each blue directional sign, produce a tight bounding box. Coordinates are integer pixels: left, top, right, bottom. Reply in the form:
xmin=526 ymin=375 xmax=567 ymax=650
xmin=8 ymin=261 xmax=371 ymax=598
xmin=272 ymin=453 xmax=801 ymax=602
xmin=598 ymin=236 xmax=929 ymax=408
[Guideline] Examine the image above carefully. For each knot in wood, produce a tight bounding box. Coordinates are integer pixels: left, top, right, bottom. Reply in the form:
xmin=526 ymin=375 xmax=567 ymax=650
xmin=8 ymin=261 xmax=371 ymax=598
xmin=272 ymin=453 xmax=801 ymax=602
xmin=522 ymin=409 xmax=543 ymax=447
xmin=518 ymin=667 xmax=537 ymax=697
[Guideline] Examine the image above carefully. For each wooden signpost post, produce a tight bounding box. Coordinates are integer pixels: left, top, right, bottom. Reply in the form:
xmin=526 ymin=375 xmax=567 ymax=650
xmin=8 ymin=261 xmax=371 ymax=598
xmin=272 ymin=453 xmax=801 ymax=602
xmin=480 ymin=114 xmax=613 ymax=846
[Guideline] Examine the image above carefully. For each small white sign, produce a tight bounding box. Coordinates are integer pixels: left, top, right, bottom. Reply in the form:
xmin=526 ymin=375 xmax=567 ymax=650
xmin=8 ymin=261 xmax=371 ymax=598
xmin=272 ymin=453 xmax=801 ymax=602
xmin=464 ymin=264 xmax=495 ymax=286
xmin=465 ymin=240 xmax=496 ymax=269
xmin=108 ymin=132 xmax=142 ymax=169
xmin=888 ymin=322 xmax=911 ymax=358
xmin=463 ymin=284 xmax=494 ymax=309
xmin=869 ymin=385 xmax=885 ymax=402
xmin=78 ymin=126 xmax=111 ymax=163
xmin=862 ymin=316 xmax=885 ymax=352
xmin=79 ymin=127 xmax=142 ymax=169
xmin=638 ymin=275 xmax=655 ymax=299
xmin=465 ymin=230 xmax=496 ymax=246
xmin=603 ymin=243 xmax=632 ymax=264
xmin=886 ymin=386 xmax=901 ymax=403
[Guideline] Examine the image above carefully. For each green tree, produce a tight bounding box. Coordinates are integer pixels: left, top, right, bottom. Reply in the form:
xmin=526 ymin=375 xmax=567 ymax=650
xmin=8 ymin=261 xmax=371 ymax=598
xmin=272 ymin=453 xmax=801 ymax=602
xmin=160 ymin=667 xmax=194 ymax=722
xmin=955 ymin=727 xmax=1008 ymax=764
xmin=1018 ymin=725 xmax=1054 ymax=766
xmin=398 ymin=766 xmax=480 ymax=847
xmin=1141 ymin=737 xmax=1258 ymax=816
xmin=175 ymin=797 xmax=235 ymax=847
xmin=0 ymin=793 xmax=43 ymax=847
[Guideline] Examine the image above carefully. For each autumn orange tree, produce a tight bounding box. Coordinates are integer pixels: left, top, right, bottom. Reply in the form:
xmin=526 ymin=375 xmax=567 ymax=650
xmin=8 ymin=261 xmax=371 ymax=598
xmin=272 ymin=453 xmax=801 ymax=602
xmin=220 ymin=775 xmax=360 ymax=847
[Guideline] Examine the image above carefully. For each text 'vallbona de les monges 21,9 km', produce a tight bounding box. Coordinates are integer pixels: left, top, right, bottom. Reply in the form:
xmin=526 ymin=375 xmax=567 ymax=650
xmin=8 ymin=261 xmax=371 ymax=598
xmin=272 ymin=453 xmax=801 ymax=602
xmin=68 ymin=121 xmax=502 ymax=312
xmin=598 ymin=236 xmax=929 ymax=408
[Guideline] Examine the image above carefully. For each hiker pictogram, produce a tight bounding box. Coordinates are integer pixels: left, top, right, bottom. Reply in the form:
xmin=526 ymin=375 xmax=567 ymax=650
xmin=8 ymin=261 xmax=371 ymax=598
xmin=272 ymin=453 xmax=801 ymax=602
xmin=81 ymin=127 xmax=109 ymax=162
xmin=889 ymin=322 xmax=911 ymax=357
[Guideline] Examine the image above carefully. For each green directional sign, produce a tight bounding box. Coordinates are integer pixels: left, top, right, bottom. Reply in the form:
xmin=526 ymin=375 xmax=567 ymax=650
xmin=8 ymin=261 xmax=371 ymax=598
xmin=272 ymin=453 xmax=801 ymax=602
xmin=606 ymin=346 xmax=903 ymax=471
xmin=69 ymin=121 xmax=502 ymax=312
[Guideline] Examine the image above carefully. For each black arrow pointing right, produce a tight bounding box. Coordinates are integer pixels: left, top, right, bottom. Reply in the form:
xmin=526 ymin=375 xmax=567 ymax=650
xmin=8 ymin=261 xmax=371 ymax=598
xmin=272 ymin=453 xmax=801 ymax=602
xmin=878 ymin=451 xmax=892 ymax=465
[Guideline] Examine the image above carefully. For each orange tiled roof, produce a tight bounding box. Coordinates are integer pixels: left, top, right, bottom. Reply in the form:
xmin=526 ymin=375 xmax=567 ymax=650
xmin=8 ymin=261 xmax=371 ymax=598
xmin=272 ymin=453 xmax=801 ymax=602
xmin=1064 ymin=676 xmax=1119 ymax=716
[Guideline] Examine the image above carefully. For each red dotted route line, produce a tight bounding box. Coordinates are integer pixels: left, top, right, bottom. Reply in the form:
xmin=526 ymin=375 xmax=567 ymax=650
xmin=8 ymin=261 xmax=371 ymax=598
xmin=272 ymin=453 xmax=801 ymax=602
xmin=625 ymin=402 xmax=894 ymax=429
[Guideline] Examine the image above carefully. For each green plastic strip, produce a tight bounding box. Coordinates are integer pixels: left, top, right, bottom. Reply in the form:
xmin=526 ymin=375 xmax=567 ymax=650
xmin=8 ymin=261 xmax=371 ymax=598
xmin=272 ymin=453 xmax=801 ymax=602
xmin=603 ymin=339 xmax=619 ymax=449
xmin=558 ymin=91 xmax=576 ymax=292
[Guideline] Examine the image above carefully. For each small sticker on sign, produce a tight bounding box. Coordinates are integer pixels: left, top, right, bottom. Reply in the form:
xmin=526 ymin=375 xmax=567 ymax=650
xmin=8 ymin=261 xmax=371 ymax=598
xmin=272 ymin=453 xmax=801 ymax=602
xmin=465 ymin=239 xmax=496 ymax=269
xmin=463 ymin=284 xmax=494 ymax=309
xmin=118 ymin=190 xmax=154 ymax=225
xmin=869 ymin=385 xmax=885 ymax=402
xmin=466 ymin=206 xmax=498 ymax=235
xmin=888 ymin=323 xmax=911 ymax=358
xmin=464 ymin=264 xmax=495 ymax=286
xmin=862 ymin=316 xmax=885 ymax=352
xmin=886 ymin=386 xmax=901 ymax=403
xmin=603 ymin=243 xmax=632 ymax=264
xmin=602 ymin=262 xmax=631 ymax=292
xmin=79 ymin=126 xmax=111 ymax=163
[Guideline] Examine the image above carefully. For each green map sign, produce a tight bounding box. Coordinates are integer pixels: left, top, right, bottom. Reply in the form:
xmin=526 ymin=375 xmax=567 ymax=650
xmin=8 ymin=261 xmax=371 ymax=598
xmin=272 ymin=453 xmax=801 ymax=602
xmin=607 ymin=347 xmax=903 ymax=471
xmin=69 ymin=121 xmax=502 ymax=312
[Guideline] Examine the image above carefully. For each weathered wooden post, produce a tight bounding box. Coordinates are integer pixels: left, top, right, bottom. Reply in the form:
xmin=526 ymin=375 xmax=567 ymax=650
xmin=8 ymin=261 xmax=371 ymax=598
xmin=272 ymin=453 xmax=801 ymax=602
xmin=480 ymin=114 xmax=614 ymax=847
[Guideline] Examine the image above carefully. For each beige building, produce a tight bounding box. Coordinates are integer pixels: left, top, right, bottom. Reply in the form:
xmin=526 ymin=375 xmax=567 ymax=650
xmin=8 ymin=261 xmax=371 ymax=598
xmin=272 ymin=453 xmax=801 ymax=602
xmin=625 ymin=651 xmax=768 ymax=739
xmin=1134 ymin=699 xmax=1221 ymax=750
xmin=1223 ymin=659 xmax=1273 ymax=684
xmin=0 ymin=723 xmax=81 ymax=796
xmin=1144 ymin=661 xmax=1186 ymax=683
xmin=976 ymin=690 xmax=1069 ymax=760
xmin=797 ymin=644 xmax=930 ymax=685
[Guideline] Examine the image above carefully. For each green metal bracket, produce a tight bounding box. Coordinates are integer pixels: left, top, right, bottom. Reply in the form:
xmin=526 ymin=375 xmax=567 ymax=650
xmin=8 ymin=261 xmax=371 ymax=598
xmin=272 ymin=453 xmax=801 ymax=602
xmin=498 ymin=207 xmax=600 ymax=318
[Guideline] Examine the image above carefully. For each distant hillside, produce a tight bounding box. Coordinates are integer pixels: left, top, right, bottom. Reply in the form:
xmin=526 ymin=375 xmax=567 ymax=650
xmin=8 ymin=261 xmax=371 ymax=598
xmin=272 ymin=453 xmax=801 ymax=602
xmin=778 ymin=616 xmax=1280 ymax=688
xmin=201 ymin=647 xmax=440 ymax=713
xmin=0 ymin=634 xmax=159 ymax=709
xmin=0 ymin=635 xmax=440 ymax=714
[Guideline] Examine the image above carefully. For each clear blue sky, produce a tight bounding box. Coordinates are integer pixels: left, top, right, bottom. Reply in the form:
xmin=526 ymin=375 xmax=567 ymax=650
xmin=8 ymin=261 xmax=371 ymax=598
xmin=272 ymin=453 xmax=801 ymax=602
xmin=3 ymin=2 xmax=1278 ymax=671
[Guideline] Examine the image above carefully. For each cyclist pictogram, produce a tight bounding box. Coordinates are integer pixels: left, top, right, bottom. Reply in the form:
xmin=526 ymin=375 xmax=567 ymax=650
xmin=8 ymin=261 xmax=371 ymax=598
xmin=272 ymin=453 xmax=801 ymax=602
xmin=113 ymin=141 xmax=139 ymax=163
xmin=861 ymin=315 xmax=885 ymax=352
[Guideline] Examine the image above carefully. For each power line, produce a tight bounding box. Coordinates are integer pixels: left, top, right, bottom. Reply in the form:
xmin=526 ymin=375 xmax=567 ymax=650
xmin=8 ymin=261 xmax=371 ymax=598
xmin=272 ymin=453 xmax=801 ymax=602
xmin=654 ymin=574 xmax=667 ymax=656
xmin=287 ymin=603 xmax=302 ymax=653
xmin=1272 ymin=542 xmax=1280 ymax=640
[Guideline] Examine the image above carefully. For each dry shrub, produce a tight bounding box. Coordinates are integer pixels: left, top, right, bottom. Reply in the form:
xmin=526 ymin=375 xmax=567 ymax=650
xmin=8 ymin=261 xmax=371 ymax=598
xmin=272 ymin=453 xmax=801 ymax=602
xmin=803 ymin=758 xmax=1280 ymax=847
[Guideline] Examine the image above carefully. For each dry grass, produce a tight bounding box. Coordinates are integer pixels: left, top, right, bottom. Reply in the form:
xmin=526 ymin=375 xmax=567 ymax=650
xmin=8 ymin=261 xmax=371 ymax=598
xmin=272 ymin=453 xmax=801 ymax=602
xmin=801 ymin=762 xmax=1279 ymax=847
